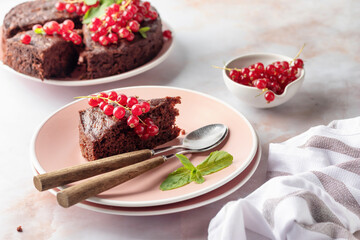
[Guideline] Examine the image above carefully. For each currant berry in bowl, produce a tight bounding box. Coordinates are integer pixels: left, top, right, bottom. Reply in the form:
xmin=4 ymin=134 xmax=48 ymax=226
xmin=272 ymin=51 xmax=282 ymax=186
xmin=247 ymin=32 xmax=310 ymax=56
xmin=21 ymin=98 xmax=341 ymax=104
xmin=222 ymin=53 xmax=305 ymax=108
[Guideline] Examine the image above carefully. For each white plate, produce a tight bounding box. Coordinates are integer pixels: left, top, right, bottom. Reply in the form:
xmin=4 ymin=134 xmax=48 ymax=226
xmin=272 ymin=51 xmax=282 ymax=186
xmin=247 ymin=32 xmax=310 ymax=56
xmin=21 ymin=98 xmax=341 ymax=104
xmin=0 ymin=24 xmax=174 ymax=86
xmin=31 ymin=143 xmax=261 ymax=216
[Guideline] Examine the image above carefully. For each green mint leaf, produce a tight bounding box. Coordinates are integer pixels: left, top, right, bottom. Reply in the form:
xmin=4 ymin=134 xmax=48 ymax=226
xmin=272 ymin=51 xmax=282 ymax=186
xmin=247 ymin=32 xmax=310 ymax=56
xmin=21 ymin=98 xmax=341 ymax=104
xmin=190 ymin=169 xmax=205 ymax=184
xmin=116 ymin=0 xmax=124 ymax=4
xmin=197 ymin=151 xmax=233 ymax=176
xmin=83 ymin=0 xmax=114 ymax=24
xmin=84 ymin=0 xmax=98 ymax=5
xmin=34 ymin=28 xmax=45 ymax=35
xmin=176 ymin=154 xmax=196 ymax=171
xmin=160 ymin=167 xmax=191 ymax=191
xmin=139 ymin=26 xmax=150 ymax=38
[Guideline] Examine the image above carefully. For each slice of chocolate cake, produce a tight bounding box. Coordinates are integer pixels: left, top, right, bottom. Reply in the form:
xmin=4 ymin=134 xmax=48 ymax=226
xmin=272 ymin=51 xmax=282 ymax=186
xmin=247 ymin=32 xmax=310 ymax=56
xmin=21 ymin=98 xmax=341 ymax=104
xmin=4 ymin=30 xmax=79 ymax=79
xmin=79 ymin=96 xmax=181 ymax=161
xmin=80 ymin=14 xmax=164 ymax=79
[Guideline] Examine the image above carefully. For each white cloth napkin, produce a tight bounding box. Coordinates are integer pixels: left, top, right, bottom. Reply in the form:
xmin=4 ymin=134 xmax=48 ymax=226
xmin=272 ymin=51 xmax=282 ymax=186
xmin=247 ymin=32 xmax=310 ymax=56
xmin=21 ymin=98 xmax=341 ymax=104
xmin=208 ymin=117 xmax=360 ymax=240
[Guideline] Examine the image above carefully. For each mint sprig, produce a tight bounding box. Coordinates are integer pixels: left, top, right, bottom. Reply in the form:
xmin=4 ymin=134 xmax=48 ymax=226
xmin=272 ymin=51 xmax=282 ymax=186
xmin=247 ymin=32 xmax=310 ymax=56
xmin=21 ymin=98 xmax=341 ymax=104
xmin=139 ymin=27 xmax=150 ymax=38
xmin=84 ymin=0 xmax=98 ymax=5
xmin=160 ymin=151 xmax=233 ymax=191
xmin=34 ymin=28 xmax=45 ymax=35
xmin=83 ymin=0 xmax=115 ymax=24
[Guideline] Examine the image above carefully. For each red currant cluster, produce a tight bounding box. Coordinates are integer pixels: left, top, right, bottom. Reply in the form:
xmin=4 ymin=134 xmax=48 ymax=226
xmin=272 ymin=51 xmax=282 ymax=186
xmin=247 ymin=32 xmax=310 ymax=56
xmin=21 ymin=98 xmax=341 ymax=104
xmin=85 ymin=91 xmax=159 ymax=140
xmin=88 ymin=0 xmax=158 ymax=45
xmin=31 ymin=19 xmax=82 ymax=45
xmin=55 ymin=1 xmax=99 ymax=15
xmin=228 ymin=59 xmax=304 ymax=103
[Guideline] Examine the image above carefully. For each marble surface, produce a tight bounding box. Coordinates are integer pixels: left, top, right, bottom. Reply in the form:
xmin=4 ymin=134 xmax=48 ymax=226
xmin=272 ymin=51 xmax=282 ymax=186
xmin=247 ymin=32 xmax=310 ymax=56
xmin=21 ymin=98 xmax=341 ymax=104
xmin=1 ymin=0 xmax=359 ymax=239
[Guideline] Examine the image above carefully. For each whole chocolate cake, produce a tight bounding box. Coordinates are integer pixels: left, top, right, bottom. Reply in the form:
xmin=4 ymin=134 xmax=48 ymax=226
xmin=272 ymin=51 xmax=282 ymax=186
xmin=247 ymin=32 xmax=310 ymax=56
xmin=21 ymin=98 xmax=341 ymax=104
xmin=79 ymin=96 xmax=181 ymax=161
xmin=2 ymin=0 xmax=165 ymax=80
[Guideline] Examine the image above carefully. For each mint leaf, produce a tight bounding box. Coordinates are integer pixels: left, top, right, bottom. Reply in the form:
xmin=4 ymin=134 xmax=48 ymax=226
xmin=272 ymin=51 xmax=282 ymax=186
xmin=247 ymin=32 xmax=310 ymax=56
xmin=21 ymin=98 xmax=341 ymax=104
xmin=176 ymin=154 xmax=196 ymax=171
xmin=139 ymin=26 xmax=150 ymax=38
xmin=84 ymin=0 xmax=98 ymax=5
xmin=116 ymin=0 xmax=124 ymax=4
xmin=83 ymin=0 xmax=114 ymax=24
xmin=34 ymin=28 xmax=45 ymax=35
xmin=160 ymin=167 xmax=191 ymax=191
xmin=197 ymin=151 xmax=233 ymax=176
xmin=190 ymin=169 xmax=205 ymax=184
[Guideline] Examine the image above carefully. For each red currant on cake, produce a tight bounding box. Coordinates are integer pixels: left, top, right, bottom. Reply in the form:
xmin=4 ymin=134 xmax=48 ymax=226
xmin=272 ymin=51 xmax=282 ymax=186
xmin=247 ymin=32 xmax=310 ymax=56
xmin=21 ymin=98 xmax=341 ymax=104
xmin=20 ymin=34 xmax=31 ymax=44
xmin=163 ymin=30 xmax=172 ymax=39
xmin=127 ymin=115 xmax=139 ymax=128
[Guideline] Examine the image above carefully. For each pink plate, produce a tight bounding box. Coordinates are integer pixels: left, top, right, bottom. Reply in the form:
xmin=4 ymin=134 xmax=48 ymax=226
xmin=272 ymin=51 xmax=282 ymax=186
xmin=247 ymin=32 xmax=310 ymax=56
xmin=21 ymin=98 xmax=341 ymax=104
xmin=31 ymin=144 xmax=261 ymax=216
xmin=31 ymin=86 xmax=257 ymax=207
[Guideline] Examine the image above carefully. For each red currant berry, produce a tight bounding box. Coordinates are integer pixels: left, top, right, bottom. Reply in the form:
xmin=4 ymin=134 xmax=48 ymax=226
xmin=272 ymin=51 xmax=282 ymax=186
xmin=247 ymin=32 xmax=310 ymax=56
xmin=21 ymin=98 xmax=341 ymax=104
xmin=249 ymin=71 xmax=259 ymax=81
xmin=128 ymin=4 xmax=138 ymax=14
xmin=21 ymin=34 xmax=31 ymax=44
xmin=281 ymin=61 xmax=289 ymax=70
xmin=55 ymin=1 xmax=66 ymax=11
xmin=99 ymin=101 xmax=107 ymax=110
xmin=242 ymin=67 xmax=250 ymax=77
xmin=254 ymin=62 xmax=264 ymax=73
xmin=76 ymin=5 xmax=84 ymax=15
xmin=113 ymin=106 xmax=126 ymax=119
xmin=108 ymin=33 xmax=118 ymax=44
xmin=88 ymin=96 xmax=99 ymax=107
xmin=138 ymin=6 xmax=148 ymax=15
xmin=229 ymin=70 xmax=240 ymax=81
xmin=91 ymin=32 xmax=100 ymax=42
xmin=97 ymin=92 xmax=108 ymax=103
xmin=294 ymin=59 xmax=304 ymax=68
xmin=122 ymin=10 xmax=134 ymax=20
xmin=103 ymin=104 xmax=114 ymax=116
xmin=140 ymin=102 xmax=150 ymax=113
xmin=110 ymin=3 xmax=120 ymax=12
xmin=128 ymin=20 xmax=140 ymax=32
xmin=43 ymin=21 xmax=60 ymax=35
xmin=117 ymin=94 xmax=128 ymax=106
xmin=147 ymin=11 xmax=158 ymax=20
xmin=65 ymin=3 xmax=76 ymax=13
xmin=126 ymin=32 xmax=135 ymax=41
xmin=146 ymin=125 xmax=159 ymax=136
xmin=118 ymin=28 xmax=130 ymax=38
xmin=99 ymin=35 xmax=110 ymax=46
xmin=107 ymin=91 xmax=118 ymax=101
xmin=266 ymin=64 xmax=276 ymax=75
xmin=70 ymin=32 xmax=82 ymax=45
xmin=133 ymin=13 xmax=144 ymax=23
xmin=62 ymin=32 xmax=71 ymax=41
xmin=127 ymin=97 xmax=138 ymax=108
xmin=63 ymin=19 xmax=75 ymax=31
xmin=162 ymin=30 xmax=172 ymax=39
xmin=143 ymin=117 xmax=154 ymax=125
xmin=81 ymin=5 xmax=90 ymax=14
xmin=268 ymin=81 xmax=281 ymax=94
xmin=91 ymin=18 xmax=102 ymax=28
xmin=264 ymin=91 xmax=275 ymax=103
xmin=254 ymin=78 xmax=267 ymax=89
xmin=97 ymin=26 xmax=107 ymax=36
xmin=111 ymin=24 xmax=121 ymax=33
xmin=131 ymin=104 xmax=143 ymax=116
xmin=105 ymin=16 xmax=115 ymax=26
xmin=105 ymin=7 xmax=115 ymax=16
xmin=127 ymin=115 xmax=139 ymax=128
xmin=143 ymin=1 xmax=151 ymax=10
xmin=134 ymin=124 xmax=146 ymax=135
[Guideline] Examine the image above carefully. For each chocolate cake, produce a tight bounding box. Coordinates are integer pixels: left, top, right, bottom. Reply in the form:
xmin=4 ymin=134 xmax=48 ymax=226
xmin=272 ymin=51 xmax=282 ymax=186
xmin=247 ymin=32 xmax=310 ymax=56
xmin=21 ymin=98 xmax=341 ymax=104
xmin=79 ymin=97 xmax=181 ymax=161
xmin=81 ymin=17 xmax=163 ymax=79
xmin=4 ymin=30 xmax=79 ymax=79
xmin=2 ymin=0 xmax=165 ymax=80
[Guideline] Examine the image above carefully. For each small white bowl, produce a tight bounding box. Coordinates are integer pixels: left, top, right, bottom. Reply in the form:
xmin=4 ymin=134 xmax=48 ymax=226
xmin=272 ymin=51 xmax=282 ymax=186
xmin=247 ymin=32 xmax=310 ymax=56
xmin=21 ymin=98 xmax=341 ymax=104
xmin=223 ymin=53 xmax=305 ymax=108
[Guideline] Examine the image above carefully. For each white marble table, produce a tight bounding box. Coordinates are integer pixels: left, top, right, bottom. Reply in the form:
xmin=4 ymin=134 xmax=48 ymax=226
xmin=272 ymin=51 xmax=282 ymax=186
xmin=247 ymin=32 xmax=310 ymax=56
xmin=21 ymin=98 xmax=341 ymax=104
xmin=1 ymin=0 xmax=359 ymax=239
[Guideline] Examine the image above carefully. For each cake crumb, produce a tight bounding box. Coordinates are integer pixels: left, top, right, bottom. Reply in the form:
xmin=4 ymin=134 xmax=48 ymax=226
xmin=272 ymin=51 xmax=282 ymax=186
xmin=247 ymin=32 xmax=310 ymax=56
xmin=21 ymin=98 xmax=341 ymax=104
xmin=17 ymin=226 xmax=22 ymax=232
xmin=181 ymin=129 xmax=186 ymax=135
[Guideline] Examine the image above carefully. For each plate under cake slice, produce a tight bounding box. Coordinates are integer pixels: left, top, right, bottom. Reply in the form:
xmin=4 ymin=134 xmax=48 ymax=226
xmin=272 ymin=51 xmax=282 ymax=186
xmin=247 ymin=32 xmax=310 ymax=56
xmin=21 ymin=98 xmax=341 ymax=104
xmin=79 ymin=96 xmax=181 ymax=161
xmin=4 ymin=30 xmax=79 ymax=79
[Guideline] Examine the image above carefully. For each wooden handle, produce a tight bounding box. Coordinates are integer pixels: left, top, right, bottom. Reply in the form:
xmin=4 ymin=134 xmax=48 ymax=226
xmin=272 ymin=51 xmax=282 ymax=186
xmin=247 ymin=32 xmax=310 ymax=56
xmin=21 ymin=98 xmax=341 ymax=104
xmin=33 ymin=149 xmax=153 ymax=191
xmin=56 ymin=156 xmax=166 ymax=208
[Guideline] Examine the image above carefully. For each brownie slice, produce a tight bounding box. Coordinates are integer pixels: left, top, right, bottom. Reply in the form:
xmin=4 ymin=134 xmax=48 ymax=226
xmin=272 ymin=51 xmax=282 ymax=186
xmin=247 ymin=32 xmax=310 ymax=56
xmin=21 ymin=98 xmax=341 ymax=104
xmin=3 ymin=0 xmax=81 ymax=39
xmin=4 ymin=30 xmax=79 ymax=79
xmin=80 ymin=13 xmax=164 ymax=79
xmin=79 ymin=97 xmax=181 ymax=161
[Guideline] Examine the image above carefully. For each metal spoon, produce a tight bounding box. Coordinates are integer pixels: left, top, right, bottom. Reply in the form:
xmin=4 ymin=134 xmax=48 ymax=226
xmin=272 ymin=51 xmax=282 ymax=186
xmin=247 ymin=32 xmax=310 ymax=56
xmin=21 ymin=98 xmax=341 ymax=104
xmin=34 ymin=124 xmax=228 ymax=192
xmin=56 ymin=124 xmax=229 ymax=208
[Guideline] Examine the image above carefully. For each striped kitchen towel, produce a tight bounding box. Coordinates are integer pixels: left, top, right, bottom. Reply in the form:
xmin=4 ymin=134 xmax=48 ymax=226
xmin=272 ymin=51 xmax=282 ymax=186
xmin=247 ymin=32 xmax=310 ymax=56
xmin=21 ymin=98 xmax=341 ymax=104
xmin=208 ymin=117 xmax=360 ymax=240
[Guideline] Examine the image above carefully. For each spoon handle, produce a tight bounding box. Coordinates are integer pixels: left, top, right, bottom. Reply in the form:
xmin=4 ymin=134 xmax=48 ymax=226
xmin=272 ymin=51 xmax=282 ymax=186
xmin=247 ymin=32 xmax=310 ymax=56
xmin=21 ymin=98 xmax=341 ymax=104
xmin=33 ymin=149 xmax=153 ymax=192
xmin=57 ymin=156 xmax=166 ymax=208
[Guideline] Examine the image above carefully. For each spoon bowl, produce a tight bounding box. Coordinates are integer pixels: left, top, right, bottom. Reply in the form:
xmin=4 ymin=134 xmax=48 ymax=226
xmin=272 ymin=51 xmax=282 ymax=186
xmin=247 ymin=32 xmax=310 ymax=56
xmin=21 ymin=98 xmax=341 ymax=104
xmin=154 ymin=124 xmax=228 ymax=154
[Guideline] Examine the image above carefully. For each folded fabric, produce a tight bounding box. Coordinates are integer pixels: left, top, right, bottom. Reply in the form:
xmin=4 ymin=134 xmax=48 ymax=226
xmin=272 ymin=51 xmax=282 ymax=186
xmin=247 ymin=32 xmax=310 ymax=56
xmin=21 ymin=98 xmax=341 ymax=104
xmin=208 ymin=117 xmax=360 ymax=240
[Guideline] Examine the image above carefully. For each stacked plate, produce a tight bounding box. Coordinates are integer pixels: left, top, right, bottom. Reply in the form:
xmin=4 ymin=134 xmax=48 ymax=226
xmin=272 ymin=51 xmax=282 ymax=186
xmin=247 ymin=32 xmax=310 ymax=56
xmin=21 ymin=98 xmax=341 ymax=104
xmin=30 ymin=86 xmax=261 ymax=216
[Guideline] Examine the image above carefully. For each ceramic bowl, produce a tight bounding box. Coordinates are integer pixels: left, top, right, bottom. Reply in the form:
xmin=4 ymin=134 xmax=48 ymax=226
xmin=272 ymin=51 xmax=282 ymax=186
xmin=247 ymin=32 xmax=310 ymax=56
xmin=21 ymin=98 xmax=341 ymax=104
xmin=223 ymin=53 xmax=305 ymax=108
